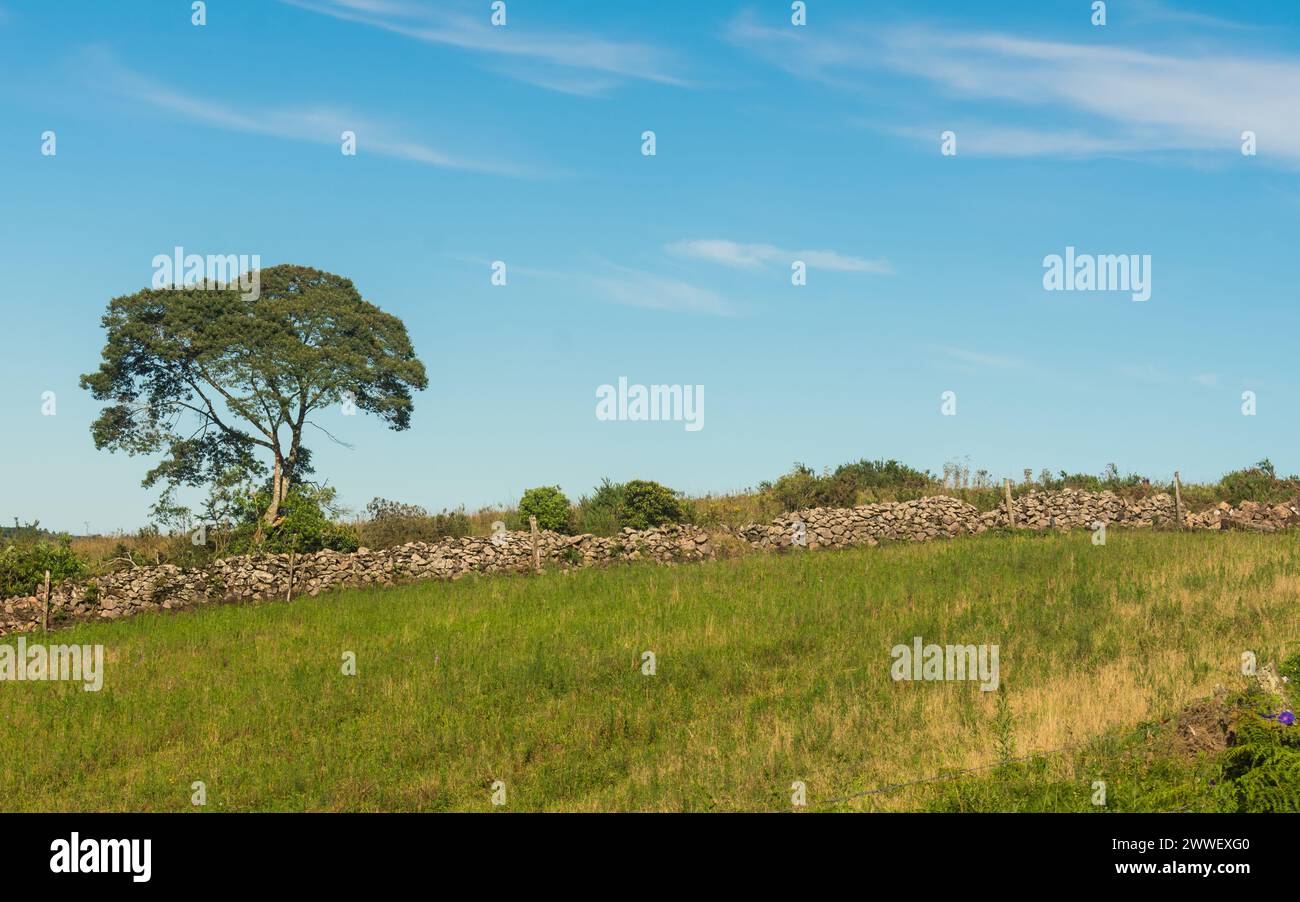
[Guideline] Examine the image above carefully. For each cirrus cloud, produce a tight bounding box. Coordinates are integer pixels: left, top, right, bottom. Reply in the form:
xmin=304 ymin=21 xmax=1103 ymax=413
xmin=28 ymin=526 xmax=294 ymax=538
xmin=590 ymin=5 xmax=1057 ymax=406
xmin=728 ymin=11 xmax=1300 ymax=165
xmin=667 ymin=239 xmax=892 ymax=274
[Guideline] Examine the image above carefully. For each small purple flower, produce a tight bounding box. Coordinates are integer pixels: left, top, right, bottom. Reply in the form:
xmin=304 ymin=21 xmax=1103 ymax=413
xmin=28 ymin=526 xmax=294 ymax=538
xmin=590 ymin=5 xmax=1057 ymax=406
xmin=1280 ymin=710 xmax=1296 ymax=727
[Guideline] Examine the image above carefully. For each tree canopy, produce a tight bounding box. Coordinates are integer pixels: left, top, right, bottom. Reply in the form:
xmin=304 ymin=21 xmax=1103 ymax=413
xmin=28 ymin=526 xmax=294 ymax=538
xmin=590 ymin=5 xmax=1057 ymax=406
xmin=81 ymin=264 xmax=428 ymax=528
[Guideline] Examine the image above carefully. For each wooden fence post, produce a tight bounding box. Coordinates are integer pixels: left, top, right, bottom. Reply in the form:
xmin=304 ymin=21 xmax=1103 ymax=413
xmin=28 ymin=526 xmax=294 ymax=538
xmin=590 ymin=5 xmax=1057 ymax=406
xmin=1003 ymin=479 xmax=1017 ymax=528
xmin=529 ymin=516 xmax=541 ymax=572
xmin=286 ymin=548 xmax=296 ymax=602
xmin=42 ymin=570 xmax=50 ymax=633
xmin=1173 ymin=471 xmax=1184 ymax=530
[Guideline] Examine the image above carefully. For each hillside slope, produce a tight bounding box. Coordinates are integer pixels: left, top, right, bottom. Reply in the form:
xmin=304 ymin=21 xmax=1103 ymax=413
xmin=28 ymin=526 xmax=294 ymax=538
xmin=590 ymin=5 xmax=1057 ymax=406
xmin=1 ymin=531 xmax=1297 ymax=811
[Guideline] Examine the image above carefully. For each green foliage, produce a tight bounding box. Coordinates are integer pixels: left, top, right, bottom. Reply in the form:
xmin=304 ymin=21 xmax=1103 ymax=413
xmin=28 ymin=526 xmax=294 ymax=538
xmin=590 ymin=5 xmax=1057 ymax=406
xmin=928 ymin=690 xmax=1300 ymax=814
xmin=1279 ymin=650 xmax=1300 ymax=689
xmin=159 ymin=535 xmax=219 ymax=569
xmin=814 ymin=468 xmax=861 ymax=509
xmin=571 ymin=478 xmax=689 ymax=534
xmin=517 ymin=486 xmax=573 ymax=534
xmin=1216 ymin=659 xmax=1300 ymax=813
xmin=357 ymin=497 xmax=471 ymax=549
xmin=575 ymin=478 xmax=626 ymax=536
xmin=559 ymin=546 xmax=583 ymax=566
xmin=0 ymin=519 xmax=55 ymax=543
xmin=1217 ymin=459 xmax=1300 ymax=505
xmin=0 ymin=532 xmax=87 ymax=597
xmin=1033 ymin=464 xmax=1153 ymax=495
xmin=833 ymin=458 xmax=932 ymax=490
xmin=80 ymin=264 xmax=428 ymax=526
xmin=226 ymin=484 xmax=358 ymax=556
xmin=743 ymin=455 xmax=1294 ymax=517
xmin=760 ymin=459 xmax=932 ymax=512
xmin=620 ymin=480 xmax=687 ymax=530
xmin=365 ymin=497 xmax=428 ymax=520
xmin=759 ymin=464 xmax=823 ymax=512
xmin=1214 ymin=695 xmax=1300 ymax=812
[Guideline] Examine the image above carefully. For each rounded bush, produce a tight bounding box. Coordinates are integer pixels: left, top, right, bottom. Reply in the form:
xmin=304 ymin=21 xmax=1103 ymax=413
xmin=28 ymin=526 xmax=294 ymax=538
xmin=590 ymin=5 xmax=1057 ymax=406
xmin=0 ymin=536 xmax=86 ymax=597
xmin=518 ymin=486 xmax=573 ymax=533
xmin=621 ymin=480 xmax=686 ymax=530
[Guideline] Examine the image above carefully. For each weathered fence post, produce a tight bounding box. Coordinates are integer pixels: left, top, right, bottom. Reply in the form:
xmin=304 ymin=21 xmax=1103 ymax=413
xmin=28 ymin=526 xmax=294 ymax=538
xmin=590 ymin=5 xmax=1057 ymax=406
xmin=1003 ymin=479 xmax=1017 ymax=528
xmin=529 ymin=516 xmax=541 ymax=573
xmin=1173 ymin=471 xmax=1184 ymax=530
xmin=286 ymin=548 xmax=297 ymax=602
xmin=42 ymin=570 xmax=50 ymax=633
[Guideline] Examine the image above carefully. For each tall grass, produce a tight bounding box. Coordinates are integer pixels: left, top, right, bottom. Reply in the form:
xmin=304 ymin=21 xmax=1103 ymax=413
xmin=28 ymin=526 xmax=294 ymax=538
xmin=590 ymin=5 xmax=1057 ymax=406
xmin=2 ymin=530 xmax=1296 ymax=811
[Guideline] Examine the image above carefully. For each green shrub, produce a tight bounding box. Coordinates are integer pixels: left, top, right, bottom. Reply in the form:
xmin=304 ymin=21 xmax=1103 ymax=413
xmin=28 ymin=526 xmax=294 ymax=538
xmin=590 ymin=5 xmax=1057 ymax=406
xmin=357 ymin=497 xmax=471 ymax=548
xmin=1217 ymin=460 xmax=1300 ymax=506
xmin=815 ymin=468 xmax=861 ymax=508
xmin=621 ymin=480 xmax=686 ymax=530
xmin=760 ymin=459 xmax=936 ymax=513
xmin=1030 ymin=465 xmax=1153 ymax=496
xmin=0 ymin=534 xmax=86 ymax=597
xmin=832 ymin=458 xmax=931 ymax=491
xmin=226 ymin=485 xmax=359 ymax=556
xmin=1215 ymin=697 xmax=1300 ymax=812
xmin=760 ymin=464 xmax=822 ymax=512
xmin=365 ymin=497 xmax=428 ymax=520
xmin=517 ymin=486 xmax=573 ymax=534
xmin=160 ymin=532 xmax=221 ymax=569
xmin=575 ymin=478 xmax=625 ymax=536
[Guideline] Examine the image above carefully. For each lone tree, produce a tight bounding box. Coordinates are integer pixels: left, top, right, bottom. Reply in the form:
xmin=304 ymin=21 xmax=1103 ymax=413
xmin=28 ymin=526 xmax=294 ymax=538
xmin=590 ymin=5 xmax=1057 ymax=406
xmin=81 ymin=264 xmax=428 ymax=528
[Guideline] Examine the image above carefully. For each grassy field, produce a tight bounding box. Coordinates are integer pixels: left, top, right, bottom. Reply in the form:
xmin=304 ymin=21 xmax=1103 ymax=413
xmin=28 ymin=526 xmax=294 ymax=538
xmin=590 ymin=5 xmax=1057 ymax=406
xmin=2 ymin=530 xmax=1298 ymax=812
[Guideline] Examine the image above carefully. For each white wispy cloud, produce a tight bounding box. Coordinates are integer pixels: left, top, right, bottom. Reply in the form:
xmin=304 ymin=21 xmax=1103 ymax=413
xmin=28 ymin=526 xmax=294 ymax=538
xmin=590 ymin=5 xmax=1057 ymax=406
xmin=488 ymin=65 xmax=619 ymax=98
xmin=932 ymin=345 xmax=1022 ymax=370
xmin=84 ymin=48 xmax=525 ymax=175
xmin=878 ymin=123 xmax=1187 ymax=159
xmin=1128 ymin=0 xmax=1253 ymax=30
xmin=281 ymin=0 xmax=687 ymax=94
xmin=581 ymin=263 xmax=735 ymax=316
xmin=667 ymin=239 xmax=892 ymax=274
xmin=481 ymin=257 xmax=736 ymax=317
xmin=728 ymin=13 xmax=1300 ymax=164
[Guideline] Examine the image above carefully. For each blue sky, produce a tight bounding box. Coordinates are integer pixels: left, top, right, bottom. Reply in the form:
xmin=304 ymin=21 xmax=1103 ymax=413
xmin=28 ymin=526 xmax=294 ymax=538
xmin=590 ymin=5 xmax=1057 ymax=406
xmin=2 ymin=0 xmax=1298 ymax=533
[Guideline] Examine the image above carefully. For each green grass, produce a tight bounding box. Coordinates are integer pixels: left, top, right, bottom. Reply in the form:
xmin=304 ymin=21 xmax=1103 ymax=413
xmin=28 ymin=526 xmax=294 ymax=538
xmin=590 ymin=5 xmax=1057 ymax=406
xmin=927 ymin=687 xmax=1300 ymax=812
xmin=2 ymin=530 xmax=1298 ymax=811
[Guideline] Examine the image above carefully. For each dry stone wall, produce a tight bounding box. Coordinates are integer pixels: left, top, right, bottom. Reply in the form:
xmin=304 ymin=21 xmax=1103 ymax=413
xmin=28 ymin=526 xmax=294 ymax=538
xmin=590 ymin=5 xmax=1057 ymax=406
xmin=1186 ymin=499 xmax=1300 ymax=532
xmin=732 ymin=490 xmax=1192 ymax=550
xmin=3 ymin=490 xmax=1298 ymax=636
xmin=735 ymin=495 xmax=981 ymax=549
xmin=0 ymin=524 xmax=712 ymax=636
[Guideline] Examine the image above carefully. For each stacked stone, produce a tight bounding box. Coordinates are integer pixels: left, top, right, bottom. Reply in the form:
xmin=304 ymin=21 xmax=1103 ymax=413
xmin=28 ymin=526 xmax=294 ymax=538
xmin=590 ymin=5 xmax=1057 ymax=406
xmin=979 ymin=490 xmax=1176 ymax=530
xmin=736 ymin=496 xmax=984 ymax=550
xmin=1187 ymin=500 xmax=1300 ymax=532
xmin=5 ymin=490 xmax=1300 ymax=637
xmin=0 ymin=524 xmax=716 ymax=635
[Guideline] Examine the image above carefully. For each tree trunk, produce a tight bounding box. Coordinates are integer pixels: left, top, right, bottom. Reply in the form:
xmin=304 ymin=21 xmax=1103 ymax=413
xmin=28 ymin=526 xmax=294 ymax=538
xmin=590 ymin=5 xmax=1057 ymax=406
xmin=262 ymin=454 xmax=289 ymax=525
